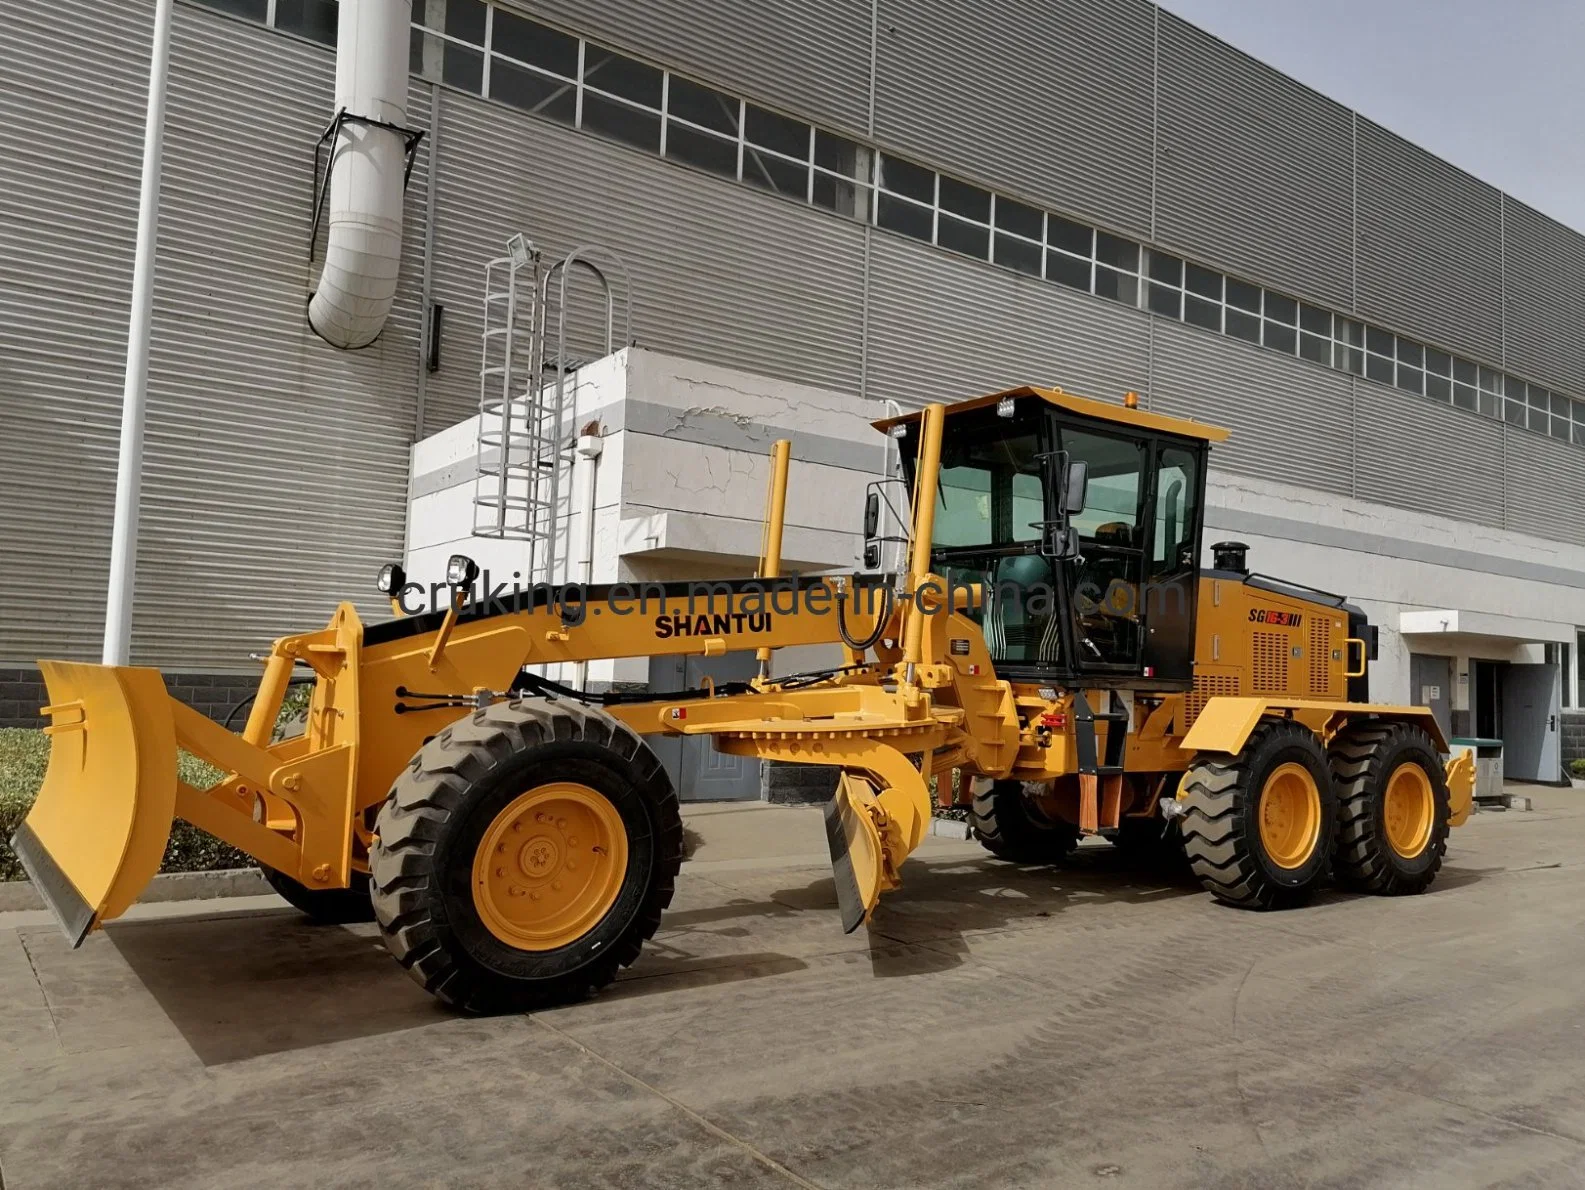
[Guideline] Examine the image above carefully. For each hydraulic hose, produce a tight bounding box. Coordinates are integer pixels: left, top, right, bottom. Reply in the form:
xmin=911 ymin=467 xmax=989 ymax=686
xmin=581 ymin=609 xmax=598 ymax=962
xmin=837 ymin=583 xmax=894 ymax=653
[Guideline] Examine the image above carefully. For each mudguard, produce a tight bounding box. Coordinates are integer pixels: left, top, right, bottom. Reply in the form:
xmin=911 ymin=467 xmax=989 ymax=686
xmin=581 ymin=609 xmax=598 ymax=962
xmin=9 ymin=662 xmax=178 ymax=945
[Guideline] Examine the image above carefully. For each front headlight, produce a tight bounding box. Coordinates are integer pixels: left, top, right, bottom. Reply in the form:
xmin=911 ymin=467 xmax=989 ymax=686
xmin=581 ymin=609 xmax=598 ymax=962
xmin=376 ymin=562 xmax=407 ymax=595
xmin=446 ymin=554 xmax=480 ymax=588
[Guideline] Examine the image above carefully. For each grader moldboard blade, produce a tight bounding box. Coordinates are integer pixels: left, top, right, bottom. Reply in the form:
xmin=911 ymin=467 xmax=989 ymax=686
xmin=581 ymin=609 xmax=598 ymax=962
xmin=823 ymin=772 xmax=888 ymax=933
xmin=9 ymin=661 xmax=179 ymax=946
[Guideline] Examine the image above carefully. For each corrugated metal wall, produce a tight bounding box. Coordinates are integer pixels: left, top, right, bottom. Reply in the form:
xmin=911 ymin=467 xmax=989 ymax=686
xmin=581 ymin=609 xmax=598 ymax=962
xmin=1354 ymin=119 xmax=1505 ymax=361
xmin=873 ymin=0 xmax=1156 ymax=238
xmin=511 ymin=0 xmax=872 ymax=136
xmin=6 ymin=0 xmax=1585 ymax=672
xmin=0 ymin=0 xmax=424 ymax=668
xmin=1502 ymin=196 xmax=1585 ymax=398
xmin=1153 ymin=13 xmax=1354 ymax=309
xmin=1149 ymin=322 xmax=1353 ymax=495
xmin=1351 ymin=381 xmax=1506 ymax=530
xmin=864 ymin=235 xmax=1152 ymax=408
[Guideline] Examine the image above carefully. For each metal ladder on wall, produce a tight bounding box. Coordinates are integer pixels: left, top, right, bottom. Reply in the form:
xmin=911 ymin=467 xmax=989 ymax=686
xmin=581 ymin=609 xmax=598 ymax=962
xmin=472 ymin=238 xmax=633 ymax=586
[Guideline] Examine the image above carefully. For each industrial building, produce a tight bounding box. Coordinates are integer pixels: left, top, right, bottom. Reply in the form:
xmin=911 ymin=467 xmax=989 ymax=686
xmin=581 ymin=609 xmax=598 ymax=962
xmin=3 ymin=0 xmax=1583 ymax=787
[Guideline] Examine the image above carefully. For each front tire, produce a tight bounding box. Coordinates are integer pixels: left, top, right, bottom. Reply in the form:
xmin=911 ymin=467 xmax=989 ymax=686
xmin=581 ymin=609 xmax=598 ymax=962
xmin=370 ymin=699 xmax=681 ymax=1014
xmin=969 ymin=780 xmax=1080 ymax=863
xmin=1180 ymin=719 xmax=1336 ymax=909
xmin=1329 ymin=722 xmax=1450 ymax=895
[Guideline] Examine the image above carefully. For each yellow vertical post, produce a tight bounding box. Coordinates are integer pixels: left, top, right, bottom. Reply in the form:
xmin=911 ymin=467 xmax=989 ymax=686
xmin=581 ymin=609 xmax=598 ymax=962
xmin=242 ymin=652 xmax=294 ymax=746
xmin=756 ymin=439 xmax=793 ymax=676
xmin=901 ymin=404 xmax=946 ymax=686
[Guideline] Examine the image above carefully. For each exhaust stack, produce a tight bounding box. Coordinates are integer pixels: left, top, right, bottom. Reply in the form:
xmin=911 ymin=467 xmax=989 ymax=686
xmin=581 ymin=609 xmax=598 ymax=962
xmin=307 ymin=0 xmax=412 ymax=349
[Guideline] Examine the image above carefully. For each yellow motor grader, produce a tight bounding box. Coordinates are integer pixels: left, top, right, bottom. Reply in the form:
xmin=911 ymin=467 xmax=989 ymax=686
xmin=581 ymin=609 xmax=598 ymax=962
xmin=13 ymin=385 xmax=1473 ymax=1012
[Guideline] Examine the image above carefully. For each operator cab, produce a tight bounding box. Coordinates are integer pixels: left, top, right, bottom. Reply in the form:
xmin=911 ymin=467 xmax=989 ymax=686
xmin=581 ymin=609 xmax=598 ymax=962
xmin=878 ymin=386 xmax=1227 ymax=690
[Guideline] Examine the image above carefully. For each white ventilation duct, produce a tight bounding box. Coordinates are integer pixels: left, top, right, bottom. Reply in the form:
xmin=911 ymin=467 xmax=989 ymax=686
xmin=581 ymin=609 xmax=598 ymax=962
xmin=307 ymin=0 xmax=412 ymax=349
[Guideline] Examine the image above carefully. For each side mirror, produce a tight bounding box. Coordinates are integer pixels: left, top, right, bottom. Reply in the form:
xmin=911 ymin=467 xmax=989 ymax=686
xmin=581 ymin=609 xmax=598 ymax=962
xmin=1064 ymin=461 xmax=1089 ymax=517
xmin=863 ymin=490 xmax=880 ymax=540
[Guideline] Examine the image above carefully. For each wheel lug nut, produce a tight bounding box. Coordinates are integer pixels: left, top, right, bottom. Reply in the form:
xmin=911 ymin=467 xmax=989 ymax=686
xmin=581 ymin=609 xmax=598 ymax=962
xmin=496 ymin=843 xmax=506 ymax=854
xmin=552 ymin=880 xmax=562 ymax=891
xmin=530 ymin=891 xmax=541 ymax=901
xmin=557 ymin=818 xmax=567 ymax=829
xmin=568 ymin=837 xmax=577 ymax=847
xmin=566 ymin=860 xmax=577 ymax=872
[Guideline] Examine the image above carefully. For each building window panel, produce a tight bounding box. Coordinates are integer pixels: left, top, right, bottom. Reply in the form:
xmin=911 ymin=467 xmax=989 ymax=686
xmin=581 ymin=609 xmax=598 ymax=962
xmin=1553 ymin=416 xmax=1573 ymax=440
xmin=939 ymin=176 xmax=991 ymax=223
xmin=744 ymin=104 xmax=810 ymax=160
xmin=1479 ymin=366 xmax=1505 ymax=396
xmin=583 ymin=47 xmax=663 ymax=108
xmin=1148 ymin=251 xmax=1183 ymax=286
xmin=1226 ymin=278 xmax=1261 ymax=314
xmin=581 ymin=91 xmax=661 ymax=152
xmin=1184 ymin=294 xmax=1221 ymax=332
xmin=1047 ymin=250 xmax=1091 ymax=292
xmin=200 ymin=0 xmax=268 ymax=19
xmin=1366 ymin=326 xmax=1395 ymax=357
xmin=1299 ymin=304 xmax=1331 ymax=336
xmin=1048 ymin=216 xmax=1092 ymax=259
xmin=665 ymin=76 xmax=738 ymax=135
xmin=1503 ymin=400 xmax=1527 ymax=426
xmin=1552 ymin=392 xmax=1572 ymax=417
xmin=1576 ymin=423 xmax=1585 ymax=448
xmin=994 ymin=233 xmax=1042 ymax=277
xmin=492 ymin=59 xmax=576 ymax=123
xmin=1396 ymin=338 xmax=1424 ymax=369
xmin=1529 ymin=406 xmax=1551 ymax=433
xmin=743 ymin=149 xmax=808 ymax=199
xmin=1479 ymin=392 xmax=1501 ymax=419
xmin=1453 ymin=357 xmax=1478 ymax=386
xmin=1335 ymin=345 xmax=1365 ymax=375
xmin=1095 ymin=232 xmax=1138 ymax=272
xmin=1148 ymin=282 xmax=1182 ymax=319
xmin=1299 ymin=332 xmax=1329 ymax=365
xmin=939 ymin=214 xmax=990 ymax=260
xmin=491 ymin=9 xmax=578 ymax=77
xmin=1227 ymin=309 xmax=1262 ymax=344
xmin=1264 ymin=292 xmax=1298 ymax=325
xmin=814 ymin=131 xmax=865 ymax=178
xmin=275 ymin=0 xmax=337 ymax=44
xmin=1094 ymin=266 xmax=1138 ymax=306
xmin=812 ymin=172 xmax=869 ymax=220
xmin=1263 ymin=321 xmax=1297 ymax=354
xmin=1426 ymin=348 xmax=1452 ymax=377
xmin=1396 ymin=365 xmax=1424 ymax=395
xmin=1528 ymin=384 xmax=1550 ymax=410
xmin=1425 ymin=373 xmax=1452 ymax=403
xmin=879 ymin=155 xmax=934 ymax=204
xmin=664 ymin=121 xmax=738 ymax=179
xmin=443 ymin=42 xmax=485 ymax=93
xmin=995 ymin=198 xmax=1043 ymax=242
xmin=1365 ymin=353 xmax=1394 ymax=385
xmin=876 ymin=193 xmax=933 ymax=242
xmin=1452 ymin=383 xmax=1477 ymax=411
xmin=1185 ymin=264 xmax=1222 ymax=301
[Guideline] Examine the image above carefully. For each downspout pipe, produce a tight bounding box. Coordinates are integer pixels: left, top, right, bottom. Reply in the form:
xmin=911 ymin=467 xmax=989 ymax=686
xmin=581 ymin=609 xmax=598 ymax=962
xmin=307 ymin=0 xmax=412 ymax=349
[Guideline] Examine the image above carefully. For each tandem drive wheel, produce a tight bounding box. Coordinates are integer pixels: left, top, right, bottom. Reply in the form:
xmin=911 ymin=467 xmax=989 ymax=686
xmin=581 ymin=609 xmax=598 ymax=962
xmin=1329 ymin=721 xmax=1450 ymax=895
xmin=369 ymin=699 xmax=681 ymax=1014
xmin=1179 ymin=719 xmax=1337 ymax=909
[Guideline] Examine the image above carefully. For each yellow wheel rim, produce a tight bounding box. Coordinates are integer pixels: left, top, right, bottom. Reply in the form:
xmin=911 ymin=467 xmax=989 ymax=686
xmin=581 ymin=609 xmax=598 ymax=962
xmin=471 ymin=783 xmax=628 ymax=951
xmin=1258 ymin=762 xmax=1322 ymax=870
xmin=1383 ymin=762 xmax=1435 ymax=859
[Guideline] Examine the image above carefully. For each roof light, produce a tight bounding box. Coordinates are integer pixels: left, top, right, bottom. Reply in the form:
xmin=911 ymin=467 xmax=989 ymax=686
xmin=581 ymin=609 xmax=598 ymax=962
xmin=1124 ymin=391 xmax=1140 ymax=409
xmin=996 ymin=396 xmax=1017 ymax=418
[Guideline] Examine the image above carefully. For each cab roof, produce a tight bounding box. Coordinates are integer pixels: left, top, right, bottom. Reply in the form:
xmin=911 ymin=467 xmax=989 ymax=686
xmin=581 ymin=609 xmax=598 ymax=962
xmin=871 ymin=385 xmax=1231 ymax=443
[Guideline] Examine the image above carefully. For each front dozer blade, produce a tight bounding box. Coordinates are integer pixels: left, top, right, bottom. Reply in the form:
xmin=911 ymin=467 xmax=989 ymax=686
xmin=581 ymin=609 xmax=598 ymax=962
xmin=824 ymin=773 xmax=887 ymax=933
xmin=10 ymin=662 xmax=178 ymax=946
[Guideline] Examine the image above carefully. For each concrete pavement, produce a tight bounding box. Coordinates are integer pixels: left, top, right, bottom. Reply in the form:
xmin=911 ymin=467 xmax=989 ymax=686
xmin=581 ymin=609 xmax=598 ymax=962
xmin=3 ymin=792 xmax=1585 ymax=1188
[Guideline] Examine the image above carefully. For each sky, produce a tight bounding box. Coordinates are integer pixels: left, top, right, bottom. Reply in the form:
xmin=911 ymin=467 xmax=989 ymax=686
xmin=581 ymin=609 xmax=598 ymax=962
xmin=1158 ymin=0 xmax=1585 ymax=232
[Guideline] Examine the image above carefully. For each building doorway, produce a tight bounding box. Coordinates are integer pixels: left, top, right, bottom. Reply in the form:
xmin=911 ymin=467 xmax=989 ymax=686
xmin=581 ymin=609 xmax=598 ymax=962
xmin=646 ymin=650 xmax=762 ymax=801
xmin=1408 ymin=654 xmax=1452 ymax=741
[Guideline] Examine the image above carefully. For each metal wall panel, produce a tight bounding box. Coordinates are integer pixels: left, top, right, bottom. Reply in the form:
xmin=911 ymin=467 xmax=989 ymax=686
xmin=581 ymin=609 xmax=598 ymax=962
xmin=1351 ymin=381 xmax=1505 ymax=531
xmin=873 ymin=0 xmax=1155 ymax=237
xmin=0 ymin=0 xmax=428 ymax=669
xmin=1502 ymin=196 xmax=1585 ymax=398
xmin=1355 ymin=119 xmax=1504 ymax=360
xmin=423 ymin=96 xmax=867 ymax=432
xmin=1505 ymin=427 xmax=1585 ymax=548
xmin=864 ymin=233 xmax=1152 ymax=410
xmin=508 ymin=0 xmax=872 ymax=136
xmin=1149 ymin=322 xmax=1353 ymax=495
xmin=1154 ymin=13 xmax=1353 ymax=308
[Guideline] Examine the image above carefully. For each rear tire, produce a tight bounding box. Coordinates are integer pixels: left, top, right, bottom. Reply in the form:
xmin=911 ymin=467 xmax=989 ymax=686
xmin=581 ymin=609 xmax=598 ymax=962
xmin=1180 ymin=720 xmax=1336 ymax=909
xmin=260 ymin=866 xmax=376 ymax=924
xmin=1329 ymin=721 xmax=1449 ymax=895
xmin=369 ymin=698 xmax=681 ymax=1014
xmin=969 ymin=780 xmax=1080 ymax=863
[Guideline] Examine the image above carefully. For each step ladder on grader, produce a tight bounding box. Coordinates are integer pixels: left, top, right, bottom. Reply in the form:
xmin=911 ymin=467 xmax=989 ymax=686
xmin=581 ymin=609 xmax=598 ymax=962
xmin=14 ymin=384 xmax=1474 ymax=1013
